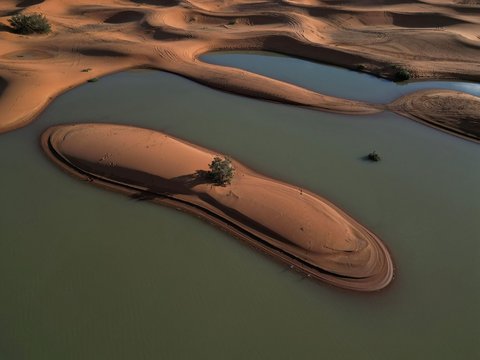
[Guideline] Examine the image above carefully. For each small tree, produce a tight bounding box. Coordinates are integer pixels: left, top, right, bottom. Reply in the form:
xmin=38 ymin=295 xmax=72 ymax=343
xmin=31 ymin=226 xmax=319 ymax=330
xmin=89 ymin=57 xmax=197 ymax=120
xmin=8 ymin=13 xmax=51 ymax=34
xmin=208 ymin=156 xmax=235 ymax=185
xmin=394 ymin=68 xmax=411 ymax=82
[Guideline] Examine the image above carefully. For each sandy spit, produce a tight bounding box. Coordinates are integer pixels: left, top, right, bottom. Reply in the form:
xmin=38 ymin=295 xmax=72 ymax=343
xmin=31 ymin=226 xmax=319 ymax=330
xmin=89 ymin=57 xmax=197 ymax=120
xmin=1 ymin=0 xmax=480 ymax=139
xmin=41 ymin=123 xmax=395 ymax=291
xmin=389 ymin=89 xmax=480 ymax=142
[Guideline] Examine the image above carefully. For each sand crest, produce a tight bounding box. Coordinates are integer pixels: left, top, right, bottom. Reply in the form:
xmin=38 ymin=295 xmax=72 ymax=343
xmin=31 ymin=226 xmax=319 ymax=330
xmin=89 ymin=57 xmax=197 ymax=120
xmin=41 ymin=123 xmax=394 ymax=291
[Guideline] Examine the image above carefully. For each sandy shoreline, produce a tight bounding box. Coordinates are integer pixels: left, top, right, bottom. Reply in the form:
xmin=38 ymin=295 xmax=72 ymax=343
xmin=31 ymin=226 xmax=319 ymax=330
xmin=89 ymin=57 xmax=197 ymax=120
xmin=42 ymin=123 xmax=394 ymax=291
xmin=389 ymin=89 xmax=480 ymax=142
xmin=1 ymin=0 xmax=480 ymax=140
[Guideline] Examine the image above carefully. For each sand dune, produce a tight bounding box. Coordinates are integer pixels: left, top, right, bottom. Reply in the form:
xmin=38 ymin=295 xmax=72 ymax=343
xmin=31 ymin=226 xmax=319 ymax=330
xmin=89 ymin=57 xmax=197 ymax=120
xmin=42 ymin=123 xmax=395 ymax=291
xmin=390 ymin=89 xmax=480 ymax=140
xmin=0 ymin=0 xmax=479 ymax=139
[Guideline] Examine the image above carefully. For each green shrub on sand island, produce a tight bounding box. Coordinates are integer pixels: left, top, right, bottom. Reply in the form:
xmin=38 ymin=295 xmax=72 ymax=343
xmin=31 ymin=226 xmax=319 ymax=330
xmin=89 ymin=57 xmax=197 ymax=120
xmin=8 ymin=13 xmax=51 ymax=34
xmin=208 ymin=156 xmax=235 ymax=185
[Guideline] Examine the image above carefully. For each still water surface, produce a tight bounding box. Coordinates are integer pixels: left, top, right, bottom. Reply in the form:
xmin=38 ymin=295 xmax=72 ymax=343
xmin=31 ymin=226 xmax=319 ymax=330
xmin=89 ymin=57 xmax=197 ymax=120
xmin=202 ymin=51 xmax=480 ymax=103
xmin=0 ymin=69 xmax=479 ymax=359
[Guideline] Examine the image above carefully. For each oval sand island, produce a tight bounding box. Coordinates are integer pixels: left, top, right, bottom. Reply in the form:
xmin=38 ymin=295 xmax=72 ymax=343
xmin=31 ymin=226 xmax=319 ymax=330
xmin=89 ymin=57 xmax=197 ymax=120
xmin=42 ymin=123 xmax=394 ymax=291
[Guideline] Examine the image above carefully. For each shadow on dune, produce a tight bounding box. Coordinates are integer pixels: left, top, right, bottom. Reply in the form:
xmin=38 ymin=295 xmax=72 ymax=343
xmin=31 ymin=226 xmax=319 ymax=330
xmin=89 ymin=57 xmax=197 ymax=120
xmin=243 ymin=14 xmax=287 ymax=26
xmin=17 ymin=0 xmax=44 ymax=7
xmin=169 ymin=170 xmax=211 ymax=188
xmin=321 ymin=0 xmax=415 ymax=5
xmin=104 ymin=11 xmax=145 ymax=24
xmin=262 ymin=35 xmax=374 ymax=68
xmin=153 ymin=29 xmax=191 ymax=41
xmin=391 ymin=12 xmax=464 ymax=28
xmin=54 ymin=151 xmax=295 ymax=247
xmin=0 ymin=23 xmax=14 ymax=33
xmin=0 ymin=9 xmax=19 ymax=17
xmin=78 ymin=48 xmax=129 ymax=57
xmin=129 ymin=0 xmax=179 ymax=6
xmin=0 ymin=77 xmax=8 ymax=98
xmin=89 ymin=163 xmax=297 ymax=245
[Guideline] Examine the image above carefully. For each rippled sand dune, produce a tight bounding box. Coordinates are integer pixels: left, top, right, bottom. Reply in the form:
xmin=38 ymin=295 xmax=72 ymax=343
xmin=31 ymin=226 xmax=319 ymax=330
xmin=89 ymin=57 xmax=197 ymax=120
xmin=1 ymin=0 xmax=480 ymax=139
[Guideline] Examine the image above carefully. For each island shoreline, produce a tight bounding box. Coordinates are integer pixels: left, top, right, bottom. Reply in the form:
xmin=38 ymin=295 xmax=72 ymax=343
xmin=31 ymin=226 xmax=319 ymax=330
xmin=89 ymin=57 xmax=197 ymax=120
xmin=41 ymin=123 xmax=395 ymax=292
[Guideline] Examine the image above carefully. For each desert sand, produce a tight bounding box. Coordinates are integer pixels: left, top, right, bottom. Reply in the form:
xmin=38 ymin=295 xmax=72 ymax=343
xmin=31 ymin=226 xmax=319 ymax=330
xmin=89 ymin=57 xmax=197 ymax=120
xmin=390 ymin=89 xmax=480 ymax=141
xmin=1 ymin=0 xmax=480 ymax=140
xmin=42 ymin=123 xmax=394 ymax=291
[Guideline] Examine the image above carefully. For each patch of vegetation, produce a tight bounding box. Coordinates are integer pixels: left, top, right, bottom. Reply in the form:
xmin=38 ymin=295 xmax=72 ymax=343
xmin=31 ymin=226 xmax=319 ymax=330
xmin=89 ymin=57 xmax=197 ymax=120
xmin=208 ymin=156 xmax=235 ymax=185
xmin=367 ymin=151 xmax=381 ymax=162
xmin=394 ymin=67 xmax=411 ymax=82
xmin=87 ymin=77 xmax=99 ymax=83
xmin=8 ymin=13 xmax=51 ymax=35
xmin=356 ymin=64 xmax=366 ymax=71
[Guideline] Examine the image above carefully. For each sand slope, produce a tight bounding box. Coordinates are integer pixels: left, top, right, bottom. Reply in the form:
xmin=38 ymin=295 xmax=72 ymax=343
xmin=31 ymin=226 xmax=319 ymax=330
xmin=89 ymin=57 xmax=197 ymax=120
xmin=390 ymin=89 xmax=480 ymax=141
xmin=1 ymin=0 xmax=480 ymax=139
xmin=42 ymin=123 xmax=394 ymax=291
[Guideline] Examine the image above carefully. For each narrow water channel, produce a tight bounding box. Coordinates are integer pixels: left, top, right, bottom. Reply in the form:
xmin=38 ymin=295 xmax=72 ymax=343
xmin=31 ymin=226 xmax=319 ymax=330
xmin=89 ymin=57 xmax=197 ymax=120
xmin=201 ymin=51 xmax=480 ymax=103
xmin=0 ymin=70 xmax=478 ymax=359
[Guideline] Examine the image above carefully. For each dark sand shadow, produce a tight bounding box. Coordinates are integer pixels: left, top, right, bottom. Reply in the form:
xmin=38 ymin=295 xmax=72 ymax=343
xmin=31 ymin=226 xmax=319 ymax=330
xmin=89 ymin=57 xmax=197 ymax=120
xmin=17 ymin=0 xmax=44 ymax=8
xmin=391 ymin=12 xmax=464 ymax=28
xmin=104 ymin=11 xmax=144 ymax=24
xmin=78 ymin=48 xmax=129 ymax=57
xmin=0 ymin=9 xmax=19 ymax=18
xmin=130 ymin=0 xmax=179 ymax=6
xmin=153 ymin=29 xmax=191 ymax=41
xmin=0 ymin=77 xmax=8 ymax=98
xmin=0 ymin=23 xmax=14 ymax=34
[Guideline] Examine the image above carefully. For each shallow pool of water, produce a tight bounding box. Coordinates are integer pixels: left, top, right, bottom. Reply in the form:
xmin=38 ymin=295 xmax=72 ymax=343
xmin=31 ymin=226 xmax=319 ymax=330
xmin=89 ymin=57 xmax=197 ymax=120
xmin=201 ymin=52 xmax=480 ymax=103
xmin=0 ymin=70 xmax=478 ymax=359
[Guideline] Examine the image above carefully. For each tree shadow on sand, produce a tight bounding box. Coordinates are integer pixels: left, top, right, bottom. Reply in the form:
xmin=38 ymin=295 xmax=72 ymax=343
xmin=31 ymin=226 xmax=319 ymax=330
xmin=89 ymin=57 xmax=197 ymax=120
xmin=0 ymin=23 xmax=15 ymax=34
xmin=129 ymin=169 xmax=211 ymax=202
xmin=119 ymin=167 xmax=295 ymax=246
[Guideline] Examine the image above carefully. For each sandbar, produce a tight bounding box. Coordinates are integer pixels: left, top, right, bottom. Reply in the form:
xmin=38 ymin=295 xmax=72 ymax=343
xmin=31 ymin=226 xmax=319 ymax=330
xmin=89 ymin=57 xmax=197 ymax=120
xmin=41 ymin=123 xmax=394 ymax=291
xmin=390 ymin=89 xmax=480 ymax=142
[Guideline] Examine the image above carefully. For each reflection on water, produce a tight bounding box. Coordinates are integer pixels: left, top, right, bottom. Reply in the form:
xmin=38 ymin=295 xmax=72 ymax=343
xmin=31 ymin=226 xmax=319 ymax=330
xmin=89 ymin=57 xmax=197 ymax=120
xmin=202 ymin=52 xmax=480 ymax=103
xmin=0 ymin=70 xmax=479 ymax=359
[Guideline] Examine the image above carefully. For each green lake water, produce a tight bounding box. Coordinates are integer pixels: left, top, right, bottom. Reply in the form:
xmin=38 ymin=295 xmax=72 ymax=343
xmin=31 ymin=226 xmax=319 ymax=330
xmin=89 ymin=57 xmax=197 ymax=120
xmin=0 ymin=69 xmax=479 ymax=359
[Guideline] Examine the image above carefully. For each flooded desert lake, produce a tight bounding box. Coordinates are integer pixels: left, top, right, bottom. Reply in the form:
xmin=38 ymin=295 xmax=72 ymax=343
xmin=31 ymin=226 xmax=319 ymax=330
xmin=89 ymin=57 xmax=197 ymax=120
xmin=0 ymin=68 xmax=478 ymax=359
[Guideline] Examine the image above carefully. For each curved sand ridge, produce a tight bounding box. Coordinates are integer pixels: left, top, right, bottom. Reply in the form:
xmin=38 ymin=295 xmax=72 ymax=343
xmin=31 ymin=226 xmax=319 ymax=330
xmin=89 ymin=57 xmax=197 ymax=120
xmin=390 ymin=89 xmax=480 ymax=141
xmin=1 ymin=0 xmax=480 ymax=140
xmin=42 ymin=123 xmax=394 ymax=291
